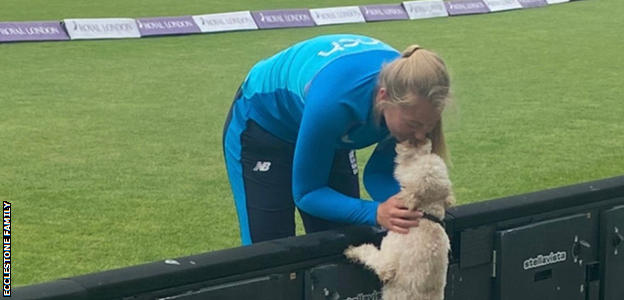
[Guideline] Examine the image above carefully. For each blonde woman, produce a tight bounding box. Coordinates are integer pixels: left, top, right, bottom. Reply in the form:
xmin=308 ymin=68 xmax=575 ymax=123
xmin=222 ymin=34 xmax=451 ymax=245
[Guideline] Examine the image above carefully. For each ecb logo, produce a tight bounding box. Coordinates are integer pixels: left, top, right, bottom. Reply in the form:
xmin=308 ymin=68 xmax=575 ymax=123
xmin=318 ymin=38 xmax=383 ymax=57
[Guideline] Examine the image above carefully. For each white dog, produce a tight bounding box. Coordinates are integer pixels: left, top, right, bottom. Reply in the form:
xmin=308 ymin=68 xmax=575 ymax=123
xmin=344 ymin=140 xmax=455 ymax=300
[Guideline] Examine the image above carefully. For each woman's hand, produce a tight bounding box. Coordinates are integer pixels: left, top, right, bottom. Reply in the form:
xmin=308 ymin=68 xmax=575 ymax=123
xmin=376 ymin=194 xmax=423 ymax=234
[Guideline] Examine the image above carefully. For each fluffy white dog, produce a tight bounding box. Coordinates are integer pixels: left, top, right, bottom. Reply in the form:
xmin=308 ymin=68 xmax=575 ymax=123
xmin=344 ymin=140 xmax=455 ymax=300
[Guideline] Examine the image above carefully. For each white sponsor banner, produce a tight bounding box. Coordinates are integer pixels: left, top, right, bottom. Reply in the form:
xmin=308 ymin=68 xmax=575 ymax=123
xmin=310 ymin=6 xmax=366 ymax=26
xmin=483 ymin=0 xmax=523 ymax=11
xmin=546 ymin=0 xmax=569 ymax=3
xmin=64 ymin=18 xmax=140 ymax=40
xmin=192 ymin=11 xmax=258 ymax=33
xmin=403 ymin=1 xmax=449 ymax=20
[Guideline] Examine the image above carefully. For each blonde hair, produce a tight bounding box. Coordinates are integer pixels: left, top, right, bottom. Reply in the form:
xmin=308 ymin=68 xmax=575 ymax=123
xmin=375 ymin=45 xmax=452 ymax=163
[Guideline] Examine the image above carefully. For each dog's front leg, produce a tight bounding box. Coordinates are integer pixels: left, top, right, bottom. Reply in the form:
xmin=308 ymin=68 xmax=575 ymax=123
xmin=344 ymin=244 xmax=396 ymax=283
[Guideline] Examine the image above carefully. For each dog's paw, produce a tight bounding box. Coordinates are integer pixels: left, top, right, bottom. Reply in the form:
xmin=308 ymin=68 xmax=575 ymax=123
xmin=344 ymin=245 xmax=361 ymax=261
xmin=344 ymin=244 xmax=376 ymax=263
xmin=378 ymin=267 xmax=396 ymax=284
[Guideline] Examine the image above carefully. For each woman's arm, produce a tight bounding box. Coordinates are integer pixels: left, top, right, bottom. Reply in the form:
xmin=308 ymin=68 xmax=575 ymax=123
xmin=363 ymin=138 xmax=401 ymax=202
xmin=292 ymin=96 xmax=380 ymax=225
xmin=292 ymin=55 xmax=382 ymax=225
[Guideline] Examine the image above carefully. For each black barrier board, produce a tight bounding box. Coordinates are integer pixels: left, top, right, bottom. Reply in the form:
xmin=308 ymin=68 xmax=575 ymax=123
xmin=14 ymin=279 xmax=86 ymax=300
xmin=600 ymin=204 xmax=624 ymax=300
xmin=459 ymin=225 xmax=495 ymax=269
xmin=305 ymin=263 xmax=382 ymax=300
xmin=445 ymin=263 xmax=492 ymax=300
xmin=13 ymin=175 xmax=624 ymax=300
xmin=495 ymin=213 xmax=596 ymax=300
xmin=146 ymin=273 xmax=300 ymax=300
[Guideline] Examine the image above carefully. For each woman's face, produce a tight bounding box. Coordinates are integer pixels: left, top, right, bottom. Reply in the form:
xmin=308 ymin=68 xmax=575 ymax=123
xmin=377 ymin=88 xmax=441 ymax=146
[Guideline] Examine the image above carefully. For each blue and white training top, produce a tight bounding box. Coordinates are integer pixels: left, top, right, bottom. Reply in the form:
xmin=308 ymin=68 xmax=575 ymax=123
xmin=229 ymin=34 xmax=403 ymax=226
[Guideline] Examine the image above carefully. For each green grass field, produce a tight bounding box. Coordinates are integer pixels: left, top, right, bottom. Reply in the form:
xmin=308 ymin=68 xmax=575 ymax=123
xmin=2 ymin=0 xmax=623 ymax=287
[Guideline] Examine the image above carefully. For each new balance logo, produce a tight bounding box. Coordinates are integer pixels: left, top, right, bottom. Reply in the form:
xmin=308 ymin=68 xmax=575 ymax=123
xmin=253 ymin=161 xmax=272 ymax=172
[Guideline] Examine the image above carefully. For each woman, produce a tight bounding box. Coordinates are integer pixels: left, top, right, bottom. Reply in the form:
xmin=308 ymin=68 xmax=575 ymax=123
xmin=222 ymin=34 xmax=451 ymax=245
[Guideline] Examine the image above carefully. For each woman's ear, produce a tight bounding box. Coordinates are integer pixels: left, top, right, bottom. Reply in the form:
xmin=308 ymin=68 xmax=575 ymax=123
xmin=376 ymin=87 xmax=388 ymax=104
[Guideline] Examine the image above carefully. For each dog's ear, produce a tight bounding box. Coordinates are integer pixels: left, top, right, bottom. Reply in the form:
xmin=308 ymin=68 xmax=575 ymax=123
xmin=444 ymin=192 xmax=456 ymax=209
xmin=396 ymin=190 xmax=418 ymax=210
xmin=406 ymin=198 xmax=419 ymax=211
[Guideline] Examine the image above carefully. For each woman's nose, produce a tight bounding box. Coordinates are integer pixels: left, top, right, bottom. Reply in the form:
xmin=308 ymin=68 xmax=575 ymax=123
xmin=414 ymin=131 xmax=427 ymax=143
xmin=407 ymin=131 xmax=426 ymax=146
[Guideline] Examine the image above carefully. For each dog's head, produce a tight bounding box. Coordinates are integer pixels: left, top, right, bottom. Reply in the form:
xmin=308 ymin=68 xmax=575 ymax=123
xmin=395 ymin=139 xmax=432 ymax=164
xmin=394 ymin=140 xmax=455 ymax=214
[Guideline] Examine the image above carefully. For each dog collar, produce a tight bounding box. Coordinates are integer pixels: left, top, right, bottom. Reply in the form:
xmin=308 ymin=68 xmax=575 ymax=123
xmin=422 ymin=213 xmax=445 ymax=228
